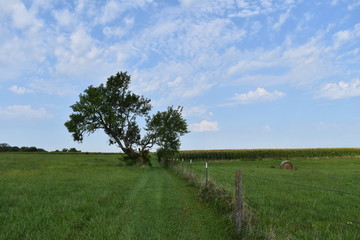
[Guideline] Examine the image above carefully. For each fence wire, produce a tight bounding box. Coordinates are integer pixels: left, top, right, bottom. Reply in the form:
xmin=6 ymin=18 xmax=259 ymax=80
xmin=171 ymin=161 xmax=360 ymax=239
xmin=243 ymin=173 xmax=360 ymax=197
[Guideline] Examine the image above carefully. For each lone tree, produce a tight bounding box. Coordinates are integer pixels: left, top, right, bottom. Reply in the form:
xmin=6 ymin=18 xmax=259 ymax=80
xmin=64 ymin=72 xmax=189 ymax=166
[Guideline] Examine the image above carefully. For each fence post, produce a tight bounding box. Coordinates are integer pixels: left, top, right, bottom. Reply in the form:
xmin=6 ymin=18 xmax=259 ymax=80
xmin=235 ymin=170 xmax=243 ymax=233
xmin=182 ymin=159 xmax=184 ymax=175
xmin=189 ymin=159 xmax=192 ymax=178
xmin=205 ymin=162 xmax=208 ymax=186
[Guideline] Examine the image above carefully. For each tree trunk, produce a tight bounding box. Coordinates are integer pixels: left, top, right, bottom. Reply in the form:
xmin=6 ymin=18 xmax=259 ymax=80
xmin=138 ymin=148 xmax=149 ymax=166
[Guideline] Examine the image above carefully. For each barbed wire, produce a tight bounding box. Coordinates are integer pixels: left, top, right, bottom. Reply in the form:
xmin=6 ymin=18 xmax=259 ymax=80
xmin=242 ymin=173 xmax=360 ymax=197
xmin=245 ymin=189 xmax=360 ymax=226
xmin=171 ymin=162 xmax=360 ymax=239
xmin=176 ymin=163 xmax=360 ymax=224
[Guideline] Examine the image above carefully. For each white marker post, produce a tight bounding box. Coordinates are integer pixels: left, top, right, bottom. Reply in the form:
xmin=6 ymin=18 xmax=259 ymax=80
xmin=190 ymin=159 xmax=192 ymax=178
xmin=182 ymin=159 xmax=184 ymax=175
xmin=205 ymin=162 xmax=208 ymax=186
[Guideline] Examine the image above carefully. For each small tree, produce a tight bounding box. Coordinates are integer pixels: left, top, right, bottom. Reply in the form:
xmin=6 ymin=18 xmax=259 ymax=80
xmin=65 ymin=72 xmax=189 ymax=166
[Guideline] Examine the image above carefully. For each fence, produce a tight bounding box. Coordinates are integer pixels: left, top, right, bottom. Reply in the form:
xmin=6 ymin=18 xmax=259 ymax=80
xmin=170 ymin=159 xmax=360 ymax=239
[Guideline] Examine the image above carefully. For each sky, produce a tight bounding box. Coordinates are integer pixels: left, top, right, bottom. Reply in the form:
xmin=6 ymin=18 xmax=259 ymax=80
xmin=1 ymin=0 xmax=360 ymax=152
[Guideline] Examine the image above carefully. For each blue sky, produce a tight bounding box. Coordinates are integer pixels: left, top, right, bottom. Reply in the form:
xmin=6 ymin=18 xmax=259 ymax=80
xmin=1 ymin=0 xmax=360 ymax=152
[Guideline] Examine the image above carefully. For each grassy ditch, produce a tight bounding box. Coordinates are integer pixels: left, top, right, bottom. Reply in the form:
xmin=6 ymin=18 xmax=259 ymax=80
xmin=172 ymin=157 xmax=360 ymax=239
xmin=0 ymin=153 xmax=232 ymax=240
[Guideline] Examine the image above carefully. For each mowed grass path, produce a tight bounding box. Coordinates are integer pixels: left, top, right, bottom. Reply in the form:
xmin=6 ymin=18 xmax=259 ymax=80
xmin=0 ymin=153 xmax=231 ymax=240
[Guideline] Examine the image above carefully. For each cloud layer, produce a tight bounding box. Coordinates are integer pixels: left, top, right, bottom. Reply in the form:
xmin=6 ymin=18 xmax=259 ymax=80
xmin=1 ymin=0 xmax=360 ymax=151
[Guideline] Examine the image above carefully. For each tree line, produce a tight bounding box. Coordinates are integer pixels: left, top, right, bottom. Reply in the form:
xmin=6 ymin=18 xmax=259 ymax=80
xmin=0 ymin=143 xmax=46 ymax=152
xmin=0 ymin=143 xmax=81 ymax=153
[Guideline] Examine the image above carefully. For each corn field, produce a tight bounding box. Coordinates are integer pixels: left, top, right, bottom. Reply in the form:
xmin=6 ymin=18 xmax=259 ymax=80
xmin=176 ymin=148 xmax=360 ymax=161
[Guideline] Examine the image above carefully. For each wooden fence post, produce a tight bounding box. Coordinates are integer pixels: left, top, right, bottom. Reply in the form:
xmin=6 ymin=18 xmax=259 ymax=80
xmin=235 ymin=170 xmax=243 ymax=232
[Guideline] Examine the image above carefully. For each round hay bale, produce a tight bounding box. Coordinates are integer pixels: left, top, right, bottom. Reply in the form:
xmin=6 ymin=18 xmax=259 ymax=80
xmin=280 ymin=160 xmax=294 ymax=170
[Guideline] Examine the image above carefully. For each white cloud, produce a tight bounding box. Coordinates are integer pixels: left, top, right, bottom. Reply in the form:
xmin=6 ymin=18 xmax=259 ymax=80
xmin=318 ymin=79 xmax=360 ymax=99
xmin=0 ymin=105 xmax=52 ymax=119
xmin=96 ymin=0 xmax=122 ymax=24
xmin=124 ymin=16 xmax=135 ymax=27
xmin=132 ymin=60 xmax=216 ymax=101
xmin=179 ymin=0 xmax=196 ymax=7
xmin=6 ymin=1 xmax=40 ymax=29
xmin=229 ymin=88 xmax=285 ymax=105
xmin=226 ymin=33 xmax=341 ymax=87
xmin=317 ymin=121 xmax=336 ymax=130
xmin=229 ymin=9 xmax=260 ymax=18
xmin=129 ymin=16 xmax=246 ymax=100
xmin=52 ymin=9 xmax=74 ymax=27
xmin=167 ymin=76 xmax=182 ymax=87
xmin=103 ymin=16 xmax=135 ymax=38
xmin=178 ymin=0 xmax=235 ymax=14
xmin=236 ymin=0 xmax=250 ymax=8
xmin=0 ymin=1 xmax=46 ymax=80
xmin=273 ymin=8 xmax=291 ymax=31
xmin=103 ymin=26 xmax=126 ymax=38
xmin=260 ymin=0 xmax=272 ymax=8
xmin=227 ymin=48 xmax=282 ymax=76
xmin=348 ymin=0 xmax=360 ymax=10
xmin=95 ymin=0 xmax=153 ymax=24
xmin=0 ymin=0 xmax=358 ymax=109
xmin=333 ymin=24 xmax=360 ymax=49
xmin=54 ymin=26 xmax=112 ymax=79
xmin=9 ymin=85 xmax=33 ymax=94
xmin=331 ymin=0 xmax=339 ymax=6
xmin=8 ymin=80 xmax=76 ymax=96
xmin=70 ymin=27 xmax=93 ymax=56
xmin=189 ymin=120 xmax=219 ymax=132
xmin=262 ymin=125 xmax=272 ymax=132
xmin=28 ymin=79 xmax=76 ymax=96
xmin=183 ymin=106 xmax=213 ymax=118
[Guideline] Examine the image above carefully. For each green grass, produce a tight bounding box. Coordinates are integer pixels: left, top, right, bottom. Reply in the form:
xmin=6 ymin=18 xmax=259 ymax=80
xmin=182 ymin=158 xmax=360 ymax=239
xmin=0 ymin=153 xmax=232 ymax=240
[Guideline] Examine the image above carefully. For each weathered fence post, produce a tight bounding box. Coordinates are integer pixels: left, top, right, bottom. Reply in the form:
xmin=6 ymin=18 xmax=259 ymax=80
xmin=182 ymin=159 xmax=184 ymax=175
xmin=189 ymin=159 xmax=192 ymax=178
xmin=205 ymin=162 xmax=208 ymax=186
xmin=235 ymin=170 xmax=243 ymax=233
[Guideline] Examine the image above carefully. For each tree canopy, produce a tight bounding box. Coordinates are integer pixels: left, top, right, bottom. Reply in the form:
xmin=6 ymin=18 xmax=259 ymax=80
xmin=65 ymin=72 xmax=189 ymax=166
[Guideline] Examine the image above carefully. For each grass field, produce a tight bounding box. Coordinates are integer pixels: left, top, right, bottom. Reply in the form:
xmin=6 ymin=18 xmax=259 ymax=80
xmin=0 ymin=153 xmax=232 ymax=240
xmin=184 ymin=158 xmax=360 ymax=239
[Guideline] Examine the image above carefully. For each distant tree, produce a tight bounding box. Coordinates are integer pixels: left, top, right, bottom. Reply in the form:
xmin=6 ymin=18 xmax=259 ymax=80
xmin=10 ymin=146 xmax=20 ymax=152
xmin=65 ymin=71 xmax=189 ymax=166
xmin=68 ymin=147 xmax=80 ymax=152
xmin=20 ymin=146 xmax=29 ymax=152
xmin=62 ymin=148 xmax=68 ymax=152
xmin=29 ymin=146 xmax=38 ymax=152
xmin=37 ymin=148 xmax=46 ymax=152
xmin=0 ymin=143 xmax=10 ymax=152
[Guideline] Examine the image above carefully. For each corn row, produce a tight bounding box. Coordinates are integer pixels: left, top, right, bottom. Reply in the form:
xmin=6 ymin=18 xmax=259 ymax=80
xmin=176 ymin=148 xmax=360 ymax=161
